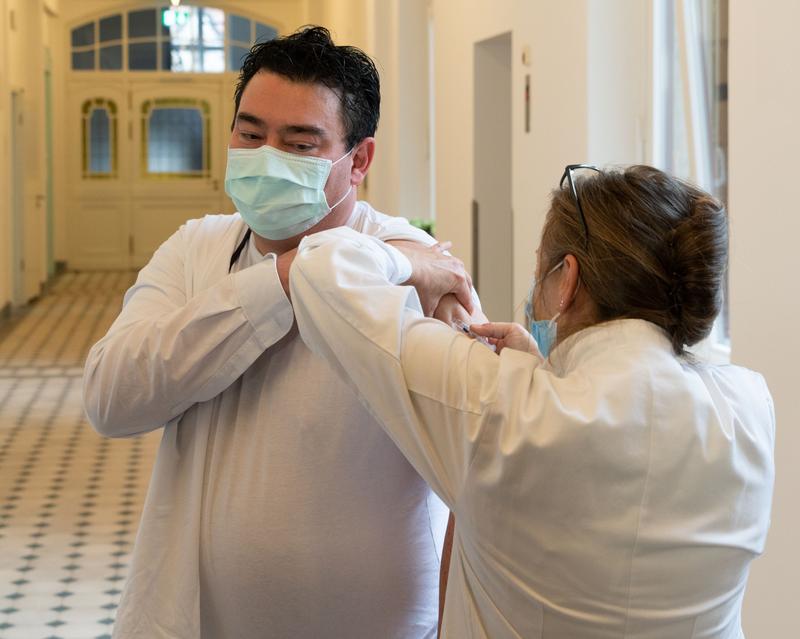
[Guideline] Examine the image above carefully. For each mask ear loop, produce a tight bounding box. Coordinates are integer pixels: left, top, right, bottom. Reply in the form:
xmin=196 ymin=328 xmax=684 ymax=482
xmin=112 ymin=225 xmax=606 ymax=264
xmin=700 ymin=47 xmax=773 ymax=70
xmin=519 ymin=257 xmax=564 ymax=327
xmin=327 ymin=185 xmax=353 ymax=212
xmin=331 ymin=147 xmax=354 ymax=166
xmin=519 ymin=277 xmax=536 ymax=328
xmin=325 ymin=147 xmax=356 ymax=211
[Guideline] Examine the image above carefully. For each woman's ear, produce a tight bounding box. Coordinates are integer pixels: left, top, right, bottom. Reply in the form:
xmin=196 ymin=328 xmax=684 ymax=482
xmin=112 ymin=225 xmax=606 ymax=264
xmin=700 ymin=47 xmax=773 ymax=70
xmin=349 ymin=137 xmax=376 ymax=186
xmin=559 ymin=254 xmax=581 ymax=311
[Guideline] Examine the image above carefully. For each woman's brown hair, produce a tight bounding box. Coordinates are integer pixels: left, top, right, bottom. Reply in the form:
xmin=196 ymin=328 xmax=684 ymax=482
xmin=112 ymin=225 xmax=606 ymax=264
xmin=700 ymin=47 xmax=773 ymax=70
xmin=541 ymin=165 xmax=728 ymax=355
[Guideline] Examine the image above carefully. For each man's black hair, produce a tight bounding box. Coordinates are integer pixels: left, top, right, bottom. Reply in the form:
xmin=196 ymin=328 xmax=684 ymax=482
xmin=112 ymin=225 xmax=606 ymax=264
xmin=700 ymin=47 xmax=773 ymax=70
xmin=233 ymin=25 xmax=380 ymax=149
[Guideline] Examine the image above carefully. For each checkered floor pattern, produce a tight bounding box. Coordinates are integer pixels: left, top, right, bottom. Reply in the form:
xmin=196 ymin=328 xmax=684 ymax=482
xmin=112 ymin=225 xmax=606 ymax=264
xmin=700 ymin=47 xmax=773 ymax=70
xmin=0 ymin=272 xmax=160 ymax=639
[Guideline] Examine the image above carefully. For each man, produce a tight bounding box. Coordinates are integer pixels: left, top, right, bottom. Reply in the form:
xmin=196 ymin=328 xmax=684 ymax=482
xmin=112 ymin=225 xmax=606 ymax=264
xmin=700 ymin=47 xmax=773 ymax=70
xmin=83 ymin=26 xmax=475 ymax=638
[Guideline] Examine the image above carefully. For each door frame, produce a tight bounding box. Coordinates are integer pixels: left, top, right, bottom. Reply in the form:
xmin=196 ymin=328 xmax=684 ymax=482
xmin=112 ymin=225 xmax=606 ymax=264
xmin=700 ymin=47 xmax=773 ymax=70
xmin=10 ymin=89 xmax=25 ymax=305
xmin=473 ymin=32 xmax=513 ymax=322
xmin=44 ymin=49 xmax=55 ymax=278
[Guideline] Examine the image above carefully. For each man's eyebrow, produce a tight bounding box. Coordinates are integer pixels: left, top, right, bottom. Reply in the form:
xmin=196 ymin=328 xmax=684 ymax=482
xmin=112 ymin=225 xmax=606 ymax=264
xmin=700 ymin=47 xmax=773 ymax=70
xmin=235 ymin=114 xmax=327 ymax=139
xmin=279 ymin=124 xmax=327 ymax=138
xmin=235 ymin=111 xmax=266 ymax=128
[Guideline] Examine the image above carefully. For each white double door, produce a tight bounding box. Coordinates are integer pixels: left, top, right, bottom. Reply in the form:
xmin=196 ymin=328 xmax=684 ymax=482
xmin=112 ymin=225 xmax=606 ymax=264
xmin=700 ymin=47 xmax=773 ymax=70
xmin=67 ymin=76 xmax=237 ymax=269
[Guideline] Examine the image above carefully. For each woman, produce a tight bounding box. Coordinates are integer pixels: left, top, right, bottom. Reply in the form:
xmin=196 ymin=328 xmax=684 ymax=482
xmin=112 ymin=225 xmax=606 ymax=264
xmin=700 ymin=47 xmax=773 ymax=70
xmin=289 ymin=165 xmax=774 ymax=638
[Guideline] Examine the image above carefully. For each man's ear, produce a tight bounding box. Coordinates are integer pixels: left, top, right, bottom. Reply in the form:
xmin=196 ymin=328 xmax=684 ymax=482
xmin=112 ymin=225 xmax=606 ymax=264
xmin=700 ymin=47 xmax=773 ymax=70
xmin=349 ymin=137 xmax=376 ymax=186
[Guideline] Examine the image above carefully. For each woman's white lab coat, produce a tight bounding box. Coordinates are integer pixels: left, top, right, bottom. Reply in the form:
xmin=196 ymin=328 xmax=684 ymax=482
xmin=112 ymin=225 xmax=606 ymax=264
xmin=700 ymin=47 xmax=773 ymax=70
xmin=291 ymin=227 xmax=775 ymax=639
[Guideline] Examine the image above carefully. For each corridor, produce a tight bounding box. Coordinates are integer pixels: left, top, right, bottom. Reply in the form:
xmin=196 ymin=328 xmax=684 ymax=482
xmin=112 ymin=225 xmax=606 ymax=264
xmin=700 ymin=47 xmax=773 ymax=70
xmin=0 ymin=272 xmax=160 ymax=639
xmin=0 ymin=0 xmax=795 ymax=635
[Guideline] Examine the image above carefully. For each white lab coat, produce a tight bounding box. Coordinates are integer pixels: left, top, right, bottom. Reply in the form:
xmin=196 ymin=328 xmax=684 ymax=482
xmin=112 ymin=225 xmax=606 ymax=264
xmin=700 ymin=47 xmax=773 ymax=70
xmin=291 ymin=227 xmax=776 ymax=639
xmin=83 ymin=205 xmax=453 ymax=639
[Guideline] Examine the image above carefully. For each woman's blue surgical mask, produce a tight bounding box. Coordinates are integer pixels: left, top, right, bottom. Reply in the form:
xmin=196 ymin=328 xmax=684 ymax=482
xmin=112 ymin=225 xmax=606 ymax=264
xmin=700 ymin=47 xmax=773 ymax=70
xmin=225 ymin=145 xmax=353 ymax=240
xmin=524 ymin=259 xmax=565 ymax=358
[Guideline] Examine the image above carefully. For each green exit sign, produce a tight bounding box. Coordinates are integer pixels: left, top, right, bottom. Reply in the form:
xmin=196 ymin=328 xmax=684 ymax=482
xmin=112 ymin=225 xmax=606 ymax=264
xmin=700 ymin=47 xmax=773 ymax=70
xmin=162 ymin=7 xmax=191 ymax=28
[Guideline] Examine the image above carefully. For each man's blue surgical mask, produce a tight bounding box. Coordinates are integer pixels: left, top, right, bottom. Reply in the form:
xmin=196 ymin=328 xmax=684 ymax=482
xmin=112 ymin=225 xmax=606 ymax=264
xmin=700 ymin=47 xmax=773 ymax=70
xmin=524 ymin=259 xmax=565 ymax=358
xmin=225 ymin=145 xmax=353 ymax=240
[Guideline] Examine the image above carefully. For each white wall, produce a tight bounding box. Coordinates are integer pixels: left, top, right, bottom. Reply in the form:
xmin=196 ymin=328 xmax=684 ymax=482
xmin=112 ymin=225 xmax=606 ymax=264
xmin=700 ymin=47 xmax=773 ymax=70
xmin=361 ymin=0 xmax=431 ymax=221
xmin=2 ymin=0 xmax=50 ymax=304
xmin=308 ymin=0 xmax=370 ymax=53
xmin=24 ymin=1 xmax=48 ymax=298
xmin=396 ymin=0 xmax=430 ymax=221
xmin=587 ymin=0 xmax=649 ymax=167
xmin=729 ymin=1 xmax=800 ymax=635
xmin=0 ymin=0 xmax=61 ymax=303
xmin=49 ymin=0 xmax=67 ymax=267
xmin=365 ymin=0 xmax=400 ymax=216
xmin=430 ymin=0 xmax=655 ymax=313
xmin=0 ymin=0 xmax=10 ymax=311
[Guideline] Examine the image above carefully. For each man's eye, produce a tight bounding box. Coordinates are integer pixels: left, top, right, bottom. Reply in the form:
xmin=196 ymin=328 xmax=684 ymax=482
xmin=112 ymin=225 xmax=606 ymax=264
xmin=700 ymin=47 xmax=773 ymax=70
xmin=239 ymin=132 xmax=260 ymax=141
xmin=292 ymin=143 xmax=313 ymax=152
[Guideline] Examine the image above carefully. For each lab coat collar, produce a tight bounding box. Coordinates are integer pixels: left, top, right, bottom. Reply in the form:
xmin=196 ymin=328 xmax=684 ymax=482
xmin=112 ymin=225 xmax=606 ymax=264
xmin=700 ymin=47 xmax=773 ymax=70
xmin=545 ymin=319 xmax=674 ymax=375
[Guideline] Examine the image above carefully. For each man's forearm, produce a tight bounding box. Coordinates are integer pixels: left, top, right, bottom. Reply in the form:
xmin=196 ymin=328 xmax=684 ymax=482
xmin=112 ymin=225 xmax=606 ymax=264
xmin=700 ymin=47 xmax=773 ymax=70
xmin=84 ymin=259 xmax=294 ymax=437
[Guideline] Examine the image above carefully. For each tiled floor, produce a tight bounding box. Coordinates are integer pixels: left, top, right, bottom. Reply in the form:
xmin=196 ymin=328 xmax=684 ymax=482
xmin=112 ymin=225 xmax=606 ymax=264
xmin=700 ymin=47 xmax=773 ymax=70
xmin=0 ymin=272 xmax=161 ymax=639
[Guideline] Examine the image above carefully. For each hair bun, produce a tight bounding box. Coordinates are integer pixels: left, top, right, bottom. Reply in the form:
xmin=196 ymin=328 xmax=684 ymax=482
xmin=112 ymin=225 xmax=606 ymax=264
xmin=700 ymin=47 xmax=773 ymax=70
xmin=667 ymin=192 xmax=728 ymax=352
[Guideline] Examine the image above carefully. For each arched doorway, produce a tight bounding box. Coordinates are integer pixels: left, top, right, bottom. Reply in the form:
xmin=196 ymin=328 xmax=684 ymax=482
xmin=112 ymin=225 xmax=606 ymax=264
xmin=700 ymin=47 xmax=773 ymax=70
xmin=65 ymin=5 xmax=279 ymax=268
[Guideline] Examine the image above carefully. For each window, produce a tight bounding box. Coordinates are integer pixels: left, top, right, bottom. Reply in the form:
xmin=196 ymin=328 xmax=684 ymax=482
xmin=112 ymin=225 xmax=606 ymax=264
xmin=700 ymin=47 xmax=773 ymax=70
xmin=82 ymin=99 xmax=118 ymax=179
xmin=141 ymin=99 xmax=210 ymax=178
xmin=99 ymin=14 xmax=123 ymax=70
xmin=125 ymin=8 xmax=159 ymax=70
xmin=168 ymin=7 xmax=225 ymax=73
xmin=71 ymin=22 xmax=96 ymax=70
xmin=70 ymin=8 xmax=278 ymax=73
xmin=653 ymin=0 xmax=729 ymax=349
xmin=229 ymin=14 xmax=253 ymax=71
